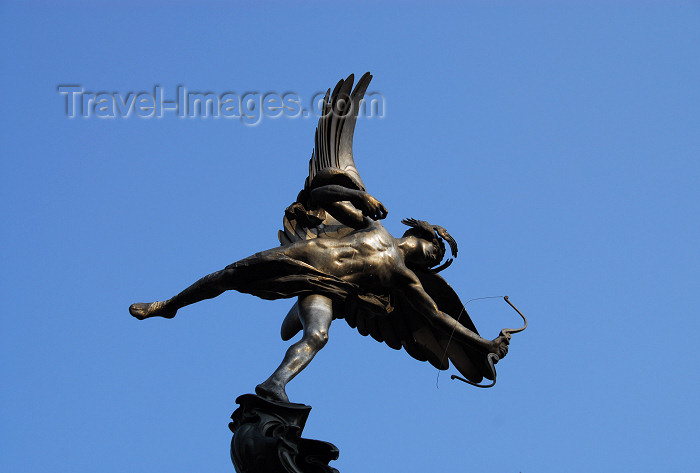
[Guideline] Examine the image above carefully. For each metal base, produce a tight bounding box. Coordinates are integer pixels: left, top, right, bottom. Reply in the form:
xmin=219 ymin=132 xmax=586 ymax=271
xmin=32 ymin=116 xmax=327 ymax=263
xmin=229 ymin=394 xmax=339 ymax=473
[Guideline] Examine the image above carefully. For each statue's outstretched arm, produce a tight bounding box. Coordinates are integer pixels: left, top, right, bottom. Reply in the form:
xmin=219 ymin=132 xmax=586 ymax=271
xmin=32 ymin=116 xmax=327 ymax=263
xmin=310 ymin=184 xmax=387 ymax=228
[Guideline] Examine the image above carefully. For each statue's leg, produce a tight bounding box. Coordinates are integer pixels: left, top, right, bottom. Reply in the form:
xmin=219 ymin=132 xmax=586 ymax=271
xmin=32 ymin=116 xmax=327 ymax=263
xmin=129 ymin=266 xmax=240 ymax=320
xmin=255 ymin=294 xmax=333 ymax=403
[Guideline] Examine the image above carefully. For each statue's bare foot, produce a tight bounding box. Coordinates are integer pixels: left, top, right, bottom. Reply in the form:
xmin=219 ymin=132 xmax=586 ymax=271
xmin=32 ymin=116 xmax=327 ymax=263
xmin=255 ymin=381 xmax=289 ymax=403
xmin=129 ymin=301 xmax=176 ymax=320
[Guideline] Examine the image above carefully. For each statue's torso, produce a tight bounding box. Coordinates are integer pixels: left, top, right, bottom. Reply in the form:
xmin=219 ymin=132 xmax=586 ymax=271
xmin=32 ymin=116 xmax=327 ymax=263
xmin=285 ymin=221 xmax=400 ymax=289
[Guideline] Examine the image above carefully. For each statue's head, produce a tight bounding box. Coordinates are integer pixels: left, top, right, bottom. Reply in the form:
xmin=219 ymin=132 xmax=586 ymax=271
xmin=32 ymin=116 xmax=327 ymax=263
xmin=401 ymin=218 xmax=458 ymax=273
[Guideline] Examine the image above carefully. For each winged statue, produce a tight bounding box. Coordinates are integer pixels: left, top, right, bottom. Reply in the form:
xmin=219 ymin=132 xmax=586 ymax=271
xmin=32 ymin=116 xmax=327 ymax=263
xmin=130 ymin=72 xmax=515 ymax=403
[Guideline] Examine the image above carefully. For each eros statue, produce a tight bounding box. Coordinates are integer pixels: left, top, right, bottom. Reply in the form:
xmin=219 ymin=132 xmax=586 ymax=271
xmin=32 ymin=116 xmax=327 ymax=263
xmin=130 ymin=72 xmax=525 ymax=473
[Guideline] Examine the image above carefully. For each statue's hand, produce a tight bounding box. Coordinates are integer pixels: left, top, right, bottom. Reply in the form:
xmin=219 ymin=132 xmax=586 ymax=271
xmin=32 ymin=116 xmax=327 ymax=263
xmin=359 ymin=194 xmax=388 ymax=220
xmin=489 ymin=333 xmax=510 ymax=362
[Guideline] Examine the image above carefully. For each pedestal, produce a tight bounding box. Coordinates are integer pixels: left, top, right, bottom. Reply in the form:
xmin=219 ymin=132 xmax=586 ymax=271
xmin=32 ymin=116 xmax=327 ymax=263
xmin=229 ymin=394 xmax=340 ymax=473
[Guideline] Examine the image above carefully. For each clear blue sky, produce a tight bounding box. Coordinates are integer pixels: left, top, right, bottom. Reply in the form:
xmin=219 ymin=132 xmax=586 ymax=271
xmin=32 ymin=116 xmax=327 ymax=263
xmin=2 ymin=1 xmax=699 ymax=472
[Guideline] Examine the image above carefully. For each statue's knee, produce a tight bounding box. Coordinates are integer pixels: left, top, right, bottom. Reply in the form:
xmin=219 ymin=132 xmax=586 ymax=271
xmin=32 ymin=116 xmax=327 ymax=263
xmin=307 ymin=329 xmax=328 ymax=349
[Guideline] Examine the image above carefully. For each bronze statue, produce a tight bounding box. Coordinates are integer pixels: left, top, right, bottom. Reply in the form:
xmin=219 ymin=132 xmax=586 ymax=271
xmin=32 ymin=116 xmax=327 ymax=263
xmin=130 ymin=72 xmax=517 ymax=404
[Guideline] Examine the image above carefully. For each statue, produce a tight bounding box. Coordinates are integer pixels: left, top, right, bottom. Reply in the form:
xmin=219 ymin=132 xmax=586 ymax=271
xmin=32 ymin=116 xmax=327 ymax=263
xmin=130 ymin=72 xmax=526 ymax=472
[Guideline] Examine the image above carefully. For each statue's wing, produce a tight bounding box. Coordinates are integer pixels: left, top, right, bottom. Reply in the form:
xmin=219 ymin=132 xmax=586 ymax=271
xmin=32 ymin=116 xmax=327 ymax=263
xmin=306 ymin=72 xmax=372 ymax=192
xmin=279 ymin=72 xmax=373 ymax=246
xmin=343 ymin=273 xmax=494 ymax=384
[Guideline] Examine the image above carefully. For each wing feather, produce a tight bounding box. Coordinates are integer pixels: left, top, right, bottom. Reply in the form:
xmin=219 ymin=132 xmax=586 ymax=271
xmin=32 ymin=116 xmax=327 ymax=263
xmin=283 ymin=217 xmax=297 ymax=240
xmin=327 ymin=81 xmax=343 ymax=168
xmin=333 ymin=76 xmax=354 ymax=166
xmin=344 ymin=305 xmax=358 ymax=328
xmin=356 ymin=311 xmax=369 ymax=336
xmin=378 ymin=317 xmax=402 ymax=350
xmin=278 ymin=230 xmax=292 ymax=245
xmin=406 ymin=312 xmax=448 ymax=370
xmin=387 ymin=310 xmax=429 ymax=361
xmin=337 ymin=72 xmax=371 ymax=177
xmin=294 ymin=223 xmax=311 ymax=241
xmin=365 ymin=314 xmax=384 ymax=343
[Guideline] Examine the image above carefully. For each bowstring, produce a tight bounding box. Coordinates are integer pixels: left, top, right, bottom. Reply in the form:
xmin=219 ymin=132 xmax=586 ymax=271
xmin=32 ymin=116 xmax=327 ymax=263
xmin=435 ymin=295 xmax=505 ymax=388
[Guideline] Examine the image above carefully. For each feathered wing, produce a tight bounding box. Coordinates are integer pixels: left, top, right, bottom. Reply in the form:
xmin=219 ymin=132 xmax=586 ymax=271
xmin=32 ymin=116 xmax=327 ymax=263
xmin=341 ymin=272 xmax=493 ymax=384
xmin=307 ymin=72 xmax=372 ymax=192
xmin=279 ymin=72 xmax=373 ymax=246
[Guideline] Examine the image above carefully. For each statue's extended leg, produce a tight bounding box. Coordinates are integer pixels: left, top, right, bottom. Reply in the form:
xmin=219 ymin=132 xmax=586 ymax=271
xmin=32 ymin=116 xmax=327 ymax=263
xmin=256 ymin=294 xmax=332 ymax=403
xmin=129 ymin=267 xmax=238 ymax=320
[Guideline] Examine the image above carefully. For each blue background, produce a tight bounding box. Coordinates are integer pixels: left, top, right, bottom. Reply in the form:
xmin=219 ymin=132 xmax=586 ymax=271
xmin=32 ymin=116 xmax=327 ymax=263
xmin=2 ymin=1 xmax=699 ymax=472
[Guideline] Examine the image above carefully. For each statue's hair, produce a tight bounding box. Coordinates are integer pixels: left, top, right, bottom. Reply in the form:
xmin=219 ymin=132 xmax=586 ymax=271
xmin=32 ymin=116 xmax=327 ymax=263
xmin=401 ymin=218 xmax=458 ymax=273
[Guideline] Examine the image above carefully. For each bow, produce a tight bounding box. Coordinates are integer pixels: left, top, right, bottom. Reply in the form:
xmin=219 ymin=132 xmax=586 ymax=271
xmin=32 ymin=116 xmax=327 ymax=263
xmin=451 ymin=296 xmax=528 ymax=388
